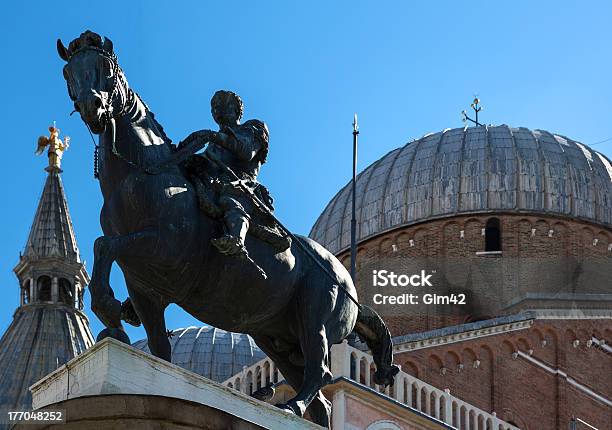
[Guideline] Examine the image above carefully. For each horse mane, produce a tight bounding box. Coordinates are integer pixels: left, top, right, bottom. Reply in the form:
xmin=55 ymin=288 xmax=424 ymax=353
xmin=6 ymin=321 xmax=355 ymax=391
xmin=133 ymin=92 xmax=173 ymax=146
xmin=150 ymin=110 xmax=173 ymax=146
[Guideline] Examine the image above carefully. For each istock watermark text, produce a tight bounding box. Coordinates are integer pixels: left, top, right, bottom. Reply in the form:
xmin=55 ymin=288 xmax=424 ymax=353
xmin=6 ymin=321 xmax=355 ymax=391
xmin=372 ymin=269 xmax=435 ymax=287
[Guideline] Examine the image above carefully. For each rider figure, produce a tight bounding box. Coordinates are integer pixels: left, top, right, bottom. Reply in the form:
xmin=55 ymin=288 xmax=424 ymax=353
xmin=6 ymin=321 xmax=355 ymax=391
xmin=201 ymin=90 xmax=270 ymax=259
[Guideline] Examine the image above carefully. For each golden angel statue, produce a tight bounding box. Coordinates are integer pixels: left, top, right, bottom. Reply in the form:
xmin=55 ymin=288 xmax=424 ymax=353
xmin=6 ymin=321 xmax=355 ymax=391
xmin=36 ymin=125 xmax=70 ymax=171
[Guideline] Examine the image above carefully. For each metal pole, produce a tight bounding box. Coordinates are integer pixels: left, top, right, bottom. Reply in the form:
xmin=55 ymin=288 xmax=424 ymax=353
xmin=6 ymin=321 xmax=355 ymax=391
xmin=350 ymin=114 xmax=359 ymax=283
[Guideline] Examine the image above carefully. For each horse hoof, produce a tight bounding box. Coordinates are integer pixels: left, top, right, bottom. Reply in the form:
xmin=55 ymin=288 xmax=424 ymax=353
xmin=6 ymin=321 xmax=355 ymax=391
xmin=374 ymin=364 xmax=401 ymax=386
xmin=121 ymin=298 xmax=142 ymax=327
xmin=97 ymin=327 xmax=131 ymax=345
xmin=275 ymin=403 xmax=297 ymax=415
xmin=252 ymin=384 xmax=275 ymax=401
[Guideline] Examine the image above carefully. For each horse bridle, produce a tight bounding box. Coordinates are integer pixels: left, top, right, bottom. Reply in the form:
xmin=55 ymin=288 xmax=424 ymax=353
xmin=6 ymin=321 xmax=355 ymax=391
xmin=66 ymin=46 xmax=127 ymax=118
xmin=66 ymin=46 xmax=146 ymax=177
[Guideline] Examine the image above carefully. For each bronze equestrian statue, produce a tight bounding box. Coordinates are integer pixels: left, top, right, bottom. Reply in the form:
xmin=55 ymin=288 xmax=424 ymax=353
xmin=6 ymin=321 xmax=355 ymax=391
xmin=56 ymin=31 xmax=398 ymax=428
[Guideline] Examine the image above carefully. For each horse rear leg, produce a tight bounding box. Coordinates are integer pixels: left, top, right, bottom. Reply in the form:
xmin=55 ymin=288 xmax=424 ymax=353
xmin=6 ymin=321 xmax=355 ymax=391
xmin=252 ymin=336 xmax=331 ymax=428
xmin=280 ymin=365 xmax=331 ymax=428
xmin=280 ymin=280 xmax=337 ymax=419
xmin=286 ymin=325 xmax=333 ymax=417
xmin=125 ymin=277 xmax=171 ymax=361
xmin=310 ymin=391 xmax=332 ymax=428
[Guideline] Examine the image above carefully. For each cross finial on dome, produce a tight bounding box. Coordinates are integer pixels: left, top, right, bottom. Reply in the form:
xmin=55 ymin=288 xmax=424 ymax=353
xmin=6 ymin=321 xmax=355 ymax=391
xmin=461 ymin=95 xmax=484 ymax=127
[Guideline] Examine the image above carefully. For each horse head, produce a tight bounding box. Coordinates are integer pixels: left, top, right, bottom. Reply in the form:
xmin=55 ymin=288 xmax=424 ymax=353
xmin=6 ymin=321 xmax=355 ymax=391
xmin=57 ymin=31 xmax=129 ymax=135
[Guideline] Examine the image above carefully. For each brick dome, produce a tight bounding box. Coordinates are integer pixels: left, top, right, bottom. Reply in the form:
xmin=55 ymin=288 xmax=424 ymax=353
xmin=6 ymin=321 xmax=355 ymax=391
xmin=310 ymin=125 xmax=612 ymax=254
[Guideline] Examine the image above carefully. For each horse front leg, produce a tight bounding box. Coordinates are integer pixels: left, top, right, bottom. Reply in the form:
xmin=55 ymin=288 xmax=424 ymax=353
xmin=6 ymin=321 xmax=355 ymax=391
xmin=90 ymin=230 xmax=157 ymax=340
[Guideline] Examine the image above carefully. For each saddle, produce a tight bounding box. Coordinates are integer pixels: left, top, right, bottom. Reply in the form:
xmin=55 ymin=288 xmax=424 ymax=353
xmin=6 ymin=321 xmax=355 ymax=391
xmin=184 ymin=155 xmax=291 ymax=253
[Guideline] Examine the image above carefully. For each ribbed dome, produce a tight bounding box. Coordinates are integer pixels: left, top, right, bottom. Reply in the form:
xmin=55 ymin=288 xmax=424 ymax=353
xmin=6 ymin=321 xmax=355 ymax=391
xmin=310 ymin=125 xmax=612 ymax=254
xmin=0 ymin=306 xmax=93 ymax=412
xmin=133 ymin=326 xmax=265 ymax=383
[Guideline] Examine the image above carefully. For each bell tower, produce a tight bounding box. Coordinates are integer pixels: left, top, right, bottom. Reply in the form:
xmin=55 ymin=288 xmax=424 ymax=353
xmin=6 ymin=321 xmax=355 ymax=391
xmin=0 ymin=126 xmax=94 ymax=412
xmin=14 ymin=125 xmax=87 ymax=309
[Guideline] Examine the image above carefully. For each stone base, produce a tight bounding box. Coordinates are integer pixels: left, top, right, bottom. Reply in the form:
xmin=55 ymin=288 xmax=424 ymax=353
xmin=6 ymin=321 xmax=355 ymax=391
xmin=23 ymin=337 xmax=320 ymax=430
xmin=16 ymin=394 xmax=265 ymax=429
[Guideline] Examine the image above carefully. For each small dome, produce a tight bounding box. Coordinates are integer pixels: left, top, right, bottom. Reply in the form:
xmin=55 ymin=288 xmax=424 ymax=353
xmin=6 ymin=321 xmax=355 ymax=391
xmin=132 ymin=326 xmax=265 ymax=382
xmin=310 ymin=125 xmax=612 ymax=254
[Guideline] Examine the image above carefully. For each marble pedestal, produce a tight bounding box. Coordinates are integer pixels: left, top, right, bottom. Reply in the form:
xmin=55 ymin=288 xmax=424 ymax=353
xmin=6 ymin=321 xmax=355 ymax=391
xmin=22 ymin=337 xmax=320 ymax=430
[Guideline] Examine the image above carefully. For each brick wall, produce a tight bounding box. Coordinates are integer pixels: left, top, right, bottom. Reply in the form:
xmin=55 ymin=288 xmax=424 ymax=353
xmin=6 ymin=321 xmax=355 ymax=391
xmin=337 ymin=214 xmax=612 ymax=335
xmin=394 ymin=320 xmax=612 ymax=430
xmin=331 ymin=214 xmax=611 ymax=429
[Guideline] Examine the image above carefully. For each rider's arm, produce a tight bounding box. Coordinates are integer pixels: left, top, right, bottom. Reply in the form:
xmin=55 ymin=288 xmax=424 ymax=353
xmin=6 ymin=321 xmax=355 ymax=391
xmin=177 ymin=130 xmax=212 ymax=151
xmin=214 ymin=128 xmax=261 ymax=162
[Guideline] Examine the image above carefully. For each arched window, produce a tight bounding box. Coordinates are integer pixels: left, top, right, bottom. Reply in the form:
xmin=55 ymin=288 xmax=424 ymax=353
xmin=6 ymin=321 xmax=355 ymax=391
xmin=78 ymin=289 xmax=84 ymax=310
xmin=366 ymin=420 xmax=402 ymax=430
xmin=255 ymin=366 xmax=262 ymax=390
xmin=485 ymin=218 xmax=501 ymax=252
xmin=263 ymin=361 xmax=271 ymax=386
xmin=59 ymin=278 xmax=73 ymax=305
xmin=22 ymin=280 xmax=31 ymax=304
xmin=37 ymin=276 xmax=52 ymax=302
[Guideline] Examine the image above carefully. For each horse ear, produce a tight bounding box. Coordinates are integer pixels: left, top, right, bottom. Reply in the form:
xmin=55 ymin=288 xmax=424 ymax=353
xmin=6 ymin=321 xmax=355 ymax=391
xmin=57 ymin=39 xmax=69 ymax=61
xmin=103 ymin=37 xmax=114 ymax=54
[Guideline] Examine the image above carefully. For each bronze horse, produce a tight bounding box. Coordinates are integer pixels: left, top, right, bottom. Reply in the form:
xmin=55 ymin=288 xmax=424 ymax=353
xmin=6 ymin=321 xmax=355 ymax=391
xmin=57 ymin=31 xmax=398 ymax=427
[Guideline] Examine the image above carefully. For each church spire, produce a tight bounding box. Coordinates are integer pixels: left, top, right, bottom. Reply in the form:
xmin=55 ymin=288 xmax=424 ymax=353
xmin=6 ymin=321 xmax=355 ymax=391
xmin=1 ymin=126 xmax=93 ymax=412
xmin=22 ymin=165 xmax=81 ymax=263
xmin=24 ymin=125 xmax=79 ymax=262
xmin=14 ymin=124 xmax=88 ymax=305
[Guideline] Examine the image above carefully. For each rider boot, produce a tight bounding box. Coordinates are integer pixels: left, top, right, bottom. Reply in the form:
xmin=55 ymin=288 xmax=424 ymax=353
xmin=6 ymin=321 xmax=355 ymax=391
xmin=211 ymin=208 xmax=250 ymax=258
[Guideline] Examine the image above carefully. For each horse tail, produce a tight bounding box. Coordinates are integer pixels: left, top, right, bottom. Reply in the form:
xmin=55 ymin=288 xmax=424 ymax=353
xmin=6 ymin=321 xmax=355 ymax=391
xmin=353 ymin=304 xmax=400 ymax=386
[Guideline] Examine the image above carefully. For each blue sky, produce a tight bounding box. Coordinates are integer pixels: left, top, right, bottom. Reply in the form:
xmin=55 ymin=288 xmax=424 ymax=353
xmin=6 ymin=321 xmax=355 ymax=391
xmin=1 ymin=1 xmax=612 ymax=341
